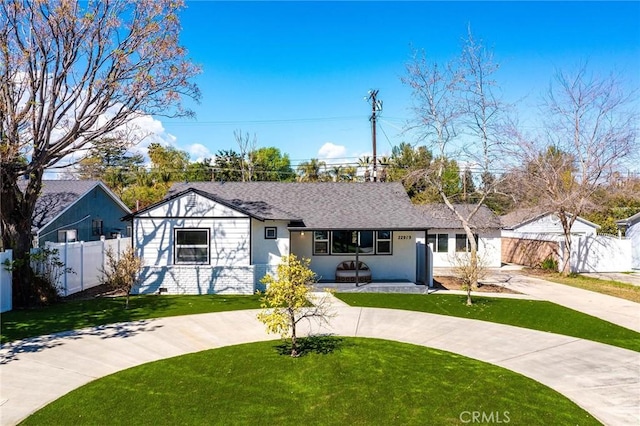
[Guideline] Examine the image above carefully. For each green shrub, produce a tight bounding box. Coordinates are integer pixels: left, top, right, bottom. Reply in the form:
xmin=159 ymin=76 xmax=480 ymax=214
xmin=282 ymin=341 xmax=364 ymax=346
xmin=540 ymin=256 xmax=558 ymax=271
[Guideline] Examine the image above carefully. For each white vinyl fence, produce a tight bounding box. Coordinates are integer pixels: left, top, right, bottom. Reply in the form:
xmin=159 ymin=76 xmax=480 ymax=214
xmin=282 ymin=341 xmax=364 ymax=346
xmin=504 ymin=232 xmax=632 ymax=273
xmin=566 ymin=234 xmax=632 ymax=273
xmin=44 ymin=237 xmax=131 ymax=297
xmin=0 ymin=250 xmax=12 ymax=313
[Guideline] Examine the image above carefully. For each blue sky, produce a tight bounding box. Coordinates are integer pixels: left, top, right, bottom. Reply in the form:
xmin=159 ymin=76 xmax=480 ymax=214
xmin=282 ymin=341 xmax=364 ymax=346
xmin=154 ymin=1 xmax=640 ymax=170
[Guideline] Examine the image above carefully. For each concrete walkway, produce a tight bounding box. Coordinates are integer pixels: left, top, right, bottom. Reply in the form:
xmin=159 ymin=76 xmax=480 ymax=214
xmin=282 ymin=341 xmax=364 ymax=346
xmin=1 ymin=302 xmax=639 ymax=426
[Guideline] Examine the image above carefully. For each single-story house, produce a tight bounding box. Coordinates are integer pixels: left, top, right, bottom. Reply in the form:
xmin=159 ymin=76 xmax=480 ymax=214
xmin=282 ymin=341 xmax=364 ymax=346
xmin=616 ymin=211 xmax=640 ymax=270
xmin=414 ymin=204 xmax=502 ymax=268
xmin=22 ymin=180 xmax=131 ymax=247
xmin=501 ymin=209 xmax=600 ymax=237
xmin=126 ymin=182 xmax=430 ymax=295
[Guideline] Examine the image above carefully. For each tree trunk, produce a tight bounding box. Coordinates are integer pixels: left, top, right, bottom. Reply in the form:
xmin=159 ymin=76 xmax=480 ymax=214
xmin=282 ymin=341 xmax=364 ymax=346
xmin=1 ymin=167 xmax=43 ymax=307
xmin=560 ymin=233 xmax=572 ymax=276
xmin=558 ymin=212 xmax=573 ymax=276
xmin=289 ymin=308 xmax=298 ymax=357
xmin=466 ymin=247 xmax=478 ymax=306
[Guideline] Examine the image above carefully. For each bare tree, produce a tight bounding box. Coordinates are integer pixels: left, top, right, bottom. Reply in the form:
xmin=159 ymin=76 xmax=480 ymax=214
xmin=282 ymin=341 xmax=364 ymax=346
xmin=403 ymin=29 xmax=509 ymax=304
xmin=234 ymin=129 xmax=257 ymax=182
xmin=507 ymin=64 xmax=637 ymax=274
xmin=0 ymin=0 xmax=200 ymax=306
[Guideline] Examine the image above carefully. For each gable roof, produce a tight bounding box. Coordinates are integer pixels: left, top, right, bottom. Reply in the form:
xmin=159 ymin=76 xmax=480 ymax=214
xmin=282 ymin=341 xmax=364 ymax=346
xmin=499 ymin=207 xmax=547 ymax=229
xmin=18 ymin=180 xmax=131 ymax=233
xmin=500 ymin=208 xmax=600 ymax=230
xmin=133 ymin=181 xmax=428 ymax=230
xmin=616 ymin=210 xmax=640 ymax=228
xmin=414 ymin=204 xmax=501 ymax=229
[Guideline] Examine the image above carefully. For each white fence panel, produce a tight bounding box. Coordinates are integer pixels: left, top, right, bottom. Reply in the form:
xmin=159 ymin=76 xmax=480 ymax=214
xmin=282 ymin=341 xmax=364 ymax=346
xmin=503 ymin=232 xmax=632 ymax=273
xmin=0 ymin=250 xmax=12 ymax=313
xmin=570 ymin=235 xmax=632 ymax=273
xmin=45 ymin=237 xmax=131 ymax=296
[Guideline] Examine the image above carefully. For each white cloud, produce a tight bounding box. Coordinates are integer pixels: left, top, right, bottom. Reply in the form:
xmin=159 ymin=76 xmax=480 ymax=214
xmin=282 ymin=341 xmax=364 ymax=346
xmin=317 ymin=142 xmax=347 ymax=159
xmin=187 ymin=143 xmax=212 ymax=162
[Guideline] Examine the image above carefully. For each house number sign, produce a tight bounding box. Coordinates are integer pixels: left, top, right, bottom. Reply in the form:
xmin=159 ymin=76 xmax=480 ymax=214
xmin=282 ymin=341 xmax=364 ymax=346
xmin=397 ymin=235 xmax=412 ymax=240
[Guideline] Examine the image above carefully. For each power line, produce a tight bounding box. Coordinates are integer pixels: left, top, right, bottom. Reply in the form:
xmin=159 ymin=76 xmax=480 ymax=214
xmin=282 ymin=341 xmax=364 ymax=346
xmin=162 ymin=116 xmax=368 ymax=126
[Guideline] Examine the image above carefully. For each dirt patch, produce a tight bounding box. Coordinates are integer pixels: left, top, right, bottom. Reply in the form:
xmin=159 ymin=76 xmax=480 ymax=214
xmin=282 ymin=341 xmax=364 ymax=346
xmin=62 ymin=284 xmax=127 ymax=301
xmin=433 ymin=276 xmax=520 ymax=294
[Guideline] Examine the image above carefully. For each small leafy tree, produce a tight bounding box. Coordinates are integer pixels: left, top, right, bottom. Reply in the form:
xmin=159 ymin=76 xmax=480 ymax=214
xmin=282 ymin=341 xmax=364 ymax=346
xmin=257 ymin=255 xmax=333 ymax=357
xmin=100 ymin=247 xmax=143 ymax=309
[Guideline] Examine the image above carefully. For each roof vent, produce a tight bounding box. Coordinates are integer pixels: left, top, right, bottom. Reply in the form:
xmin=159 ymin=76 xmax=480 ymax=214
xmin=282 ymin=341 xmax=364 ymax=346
xmin=186 ymin=193 xmax=197 ymax=209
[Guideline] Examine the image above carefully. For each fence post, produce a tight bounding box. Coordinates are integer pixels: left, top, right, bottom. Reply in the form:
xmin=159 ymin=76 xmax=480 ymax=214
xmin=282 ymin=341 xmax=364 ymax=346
xmin=63 ymin=241 xmax=68 ymax=297
xmin=100 ymin=235 xmax=106 ymax=283
xmin=80 ymin=241 xmax=84 ymax=292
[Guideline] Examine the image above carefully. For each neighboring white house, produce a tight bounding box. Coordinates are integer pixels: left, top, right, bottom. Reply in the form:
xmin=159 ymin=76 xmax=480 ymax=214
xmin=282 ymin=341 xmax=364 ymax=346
xmin=127 ymin=182 xmax=430 ymax=295
xmin=499 ymin=209 xmax=634 ymax=272
xmin=501 ymin=210 xmax=600 ymax=238
xmin=414 ymin=204 xmax=502 ymax=268
xmin=617 ymin=211 xmax=640 ymax=270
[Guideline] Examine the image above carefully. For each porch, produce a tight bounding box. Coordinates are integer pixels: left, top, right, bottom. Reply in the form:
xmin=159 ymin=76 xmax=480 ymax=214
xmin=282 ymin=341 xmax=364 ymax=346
xmin=313 ymin=279 xmax=427 ymax=294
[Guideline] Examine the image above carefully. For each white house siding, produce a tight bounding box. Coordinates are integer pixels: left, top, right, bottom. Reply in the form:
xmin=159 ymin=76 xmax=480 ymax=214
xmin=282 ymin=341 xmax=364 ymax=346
xmin=507 ymin=214 xmax=598 ymax=236
xmin=133 ymin=193 xmax=254 ymax=294
xmin=291 ymin=230 xmax=422 ymax=282
xmin=135 ymin=217 xmax=250 ymax=267
xmin=251 ymin=220 xmax=290 ymax=265
xmin=418 ymin=229 xmax=502 ymax=268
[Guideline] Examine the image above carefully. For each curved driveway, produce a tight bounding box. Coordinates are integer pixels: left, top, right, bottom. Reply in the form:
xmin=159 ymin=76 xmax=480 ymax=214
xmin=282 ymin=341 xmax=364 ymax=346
xmin=1 ymin=301 xmax=638 ymax=426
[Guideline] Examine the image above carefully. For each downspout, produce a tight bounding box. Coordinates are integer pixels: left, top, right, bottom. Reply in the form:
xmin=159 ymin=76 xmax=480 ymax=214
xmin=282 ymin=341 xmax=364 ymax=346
xmin=425 ymin=228 xmax=432 ymax=288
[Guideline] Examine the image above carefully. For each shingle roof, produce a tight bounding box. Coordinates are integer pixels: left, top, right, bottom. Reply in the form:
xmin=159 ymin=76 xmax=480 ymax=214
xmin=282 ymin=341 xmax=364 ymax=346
xmin=500 ymin=208 xmax=601 ymax=230
xmin=499 ymin=207 xmax=548 ymax=229
xmin=163 ymin=181 xmax=428 ymax=230
xmin=616 ymin=210 xmax=640 ymax=227
xmin=17 ymin=180 xmax=103 ymax=232
xmin=413 ymin=203 xmax=501 ymax=229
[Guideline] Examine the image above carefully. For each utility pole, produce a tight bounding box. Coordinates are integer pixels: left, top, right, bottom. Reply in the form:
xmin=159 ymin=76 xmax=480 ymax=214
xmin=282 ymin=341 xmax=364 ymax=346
xmin=366 ymin=90 xmax=382 ymax=182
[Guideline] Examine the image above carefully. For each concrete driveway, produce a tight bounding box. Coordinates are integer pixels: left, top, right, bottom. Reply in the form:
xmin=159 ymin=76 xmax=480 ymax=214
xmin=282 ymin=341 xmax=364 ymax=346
xmin=434 ymin=266 xmax=640 ymax=333
xmin=1 ymin=300 xmax=639 ymax=426
xmin=581 ymin=272 xmax=640 ymax=287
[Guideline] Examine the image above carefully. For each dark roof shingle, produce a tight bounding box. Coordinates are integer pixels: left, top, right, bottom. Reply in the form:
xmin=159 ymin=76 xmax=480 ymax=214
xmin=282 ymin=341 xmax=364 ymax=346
xmin=18 ymin=180 xmax=103 ymax=232
xmin=165 ymin=181 xmax=427 ymax=230
xmin=414 ymin=203 xmax=501 ymax=229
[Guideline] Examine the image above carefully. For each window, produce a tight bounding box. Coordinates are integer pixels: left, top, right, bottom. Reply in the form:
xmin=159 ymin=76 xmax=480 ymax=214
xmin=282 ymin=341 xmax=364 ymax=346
xmin=455 ymin=233 xmax=479 ymax=252
xmin=313 ymin=231 xmax=329 ymax=254
xmin=314 ymin=230 xmax=392 ymax=255
xmin=265 ymin=227 xmax=277 ymax=239
xmin=57 ymin=229 xmax=77 ymax=243
xmin=427 ymin=234 xmax=449 ymax=253
xmin=175 ymin=229 xmax=209 ymax=264
xmin=376 ymin=231 xmax=392 ymax=254
xmin=92 ymin=219 xmax=103 ymax=236
xmin=332 ymin=230 xmax=356 ymax=254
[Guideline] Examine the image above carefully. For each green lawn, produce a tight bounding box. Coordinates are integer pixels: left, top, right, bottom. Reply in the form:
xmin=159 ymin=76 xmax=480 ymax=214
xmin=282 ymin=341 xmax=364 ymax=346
xmin=1 ymin=294 xmax=262 ymax=344
xmin=21 ymin=338 xmax=600 ymax=426
xmin=336 ymin=293 xmax=640 ymax=352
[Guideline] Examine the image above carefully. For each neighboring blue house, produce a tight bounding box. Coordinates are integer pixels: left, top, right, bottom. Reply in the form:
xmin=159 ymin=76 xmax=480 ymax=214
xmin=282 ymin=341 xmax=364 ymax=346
xmin=24 ymin=180 xmax=131 ymax=247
